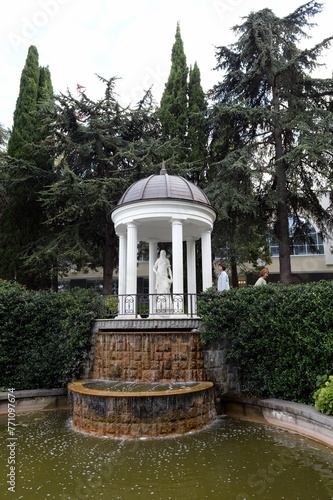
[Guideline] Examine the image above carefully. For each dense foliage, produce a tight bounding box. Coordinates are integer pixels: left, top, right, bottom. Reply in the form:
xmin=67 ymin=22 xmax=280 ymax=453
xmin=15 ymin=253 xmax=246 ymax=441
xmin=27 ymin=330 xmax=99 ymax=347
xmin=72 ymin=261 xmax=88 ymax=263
xmin=208 ymin=1 xmax=333 ymax=284
xmin=25 ymin=79 xmax=162 ymax=294
xmin=197 ymin=281 xmax=333 ymax=404
xmin=187 ymin=62 xmax=208 ymax=184
xmin=1 ymin=6 xmax=333 ymax=295
xmin=159 ymin=23 xmax=208 ymax=184
xmin=0 ymin=282 xmax=102 ymax=390
xmin=159 ymin=22 xmax=188 ymax=142
xmin=1 ymin=46 xmax=55 ymax=289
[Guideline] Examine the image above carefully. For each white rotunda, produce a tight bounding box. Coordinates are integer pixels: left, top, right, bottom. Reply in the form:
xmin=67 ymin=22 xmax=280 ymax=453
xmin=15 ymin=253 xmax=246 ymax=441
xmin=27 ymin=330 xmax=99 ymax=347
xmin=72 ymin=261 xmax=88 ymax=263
xmin=111 ymin=165 xmax=216 ymax=318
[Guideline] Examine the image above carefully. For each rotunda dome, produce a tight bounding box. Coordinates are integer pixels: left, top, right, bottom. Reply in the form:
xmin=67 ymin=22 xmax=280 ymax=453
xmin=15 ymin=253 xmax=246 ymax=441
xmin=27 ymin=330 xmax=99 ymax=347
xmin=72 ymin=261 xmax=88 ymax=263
xmin=117 ymin=165 xmax=211 ymax=206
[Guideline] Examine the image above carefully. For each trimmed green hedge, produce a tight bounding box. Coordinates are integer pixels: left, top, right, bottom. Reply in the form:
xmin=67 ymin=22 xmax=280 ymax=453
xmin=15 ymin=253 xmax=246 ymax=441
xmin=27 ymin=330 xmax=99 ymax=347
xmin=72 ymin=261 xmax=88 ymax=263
xmin=0 ymin=283 xmax=103 ymax=390
xmin=197 ymin=281 xmax=333 ymax=404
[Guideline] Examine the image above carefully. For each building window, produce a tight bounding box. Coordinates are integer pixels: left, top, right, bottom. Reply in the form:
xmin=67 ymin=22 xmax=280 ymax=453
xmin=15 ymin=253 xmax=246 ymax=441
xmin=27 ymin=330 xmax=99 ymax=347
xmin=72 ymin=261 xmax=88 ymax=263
xmin=269 ymin=217 xmax=324 ymax=257
xmin=87 ymin=280 xmax=104 ymax=292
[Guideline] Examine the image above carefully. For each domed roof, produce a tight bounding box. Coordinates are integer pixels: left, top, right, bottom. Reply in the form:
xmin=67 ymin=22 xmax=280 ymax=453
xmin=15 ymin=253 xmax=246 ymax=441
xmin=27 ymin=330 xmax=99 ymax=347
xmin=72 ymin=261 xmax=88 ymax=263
xmin=117 ymin=165 xmax=211 ymax=206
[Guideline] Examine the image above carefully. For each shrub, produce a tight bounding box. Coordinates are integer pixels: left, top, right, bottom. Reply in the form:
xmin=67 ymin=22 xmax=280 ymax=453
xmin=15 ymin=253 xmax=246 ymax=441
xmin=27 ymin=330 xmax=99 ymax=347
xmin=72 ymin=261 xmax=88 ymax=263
xmin=0 ymin=278 xmax=27 ymax=291
xmin=313 ymin=375 xmax=333 ymax=415
xmin=101 ymin=296 xmax=118 ymax=318
xmin=197 ymin=281 xmax=333 ymax=404
xmin=0 ymin=287 xmax=103 ymax=390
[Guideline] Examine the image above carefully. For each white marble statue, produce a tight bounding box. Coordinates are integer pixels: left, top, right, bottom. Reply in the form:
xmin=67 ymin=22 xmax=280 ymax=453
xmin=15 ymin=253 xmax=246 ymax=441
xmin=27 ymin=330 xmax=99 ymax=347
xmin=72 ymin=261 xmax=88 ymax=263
xmin=153 ymin=250 xmax=173 ymax=294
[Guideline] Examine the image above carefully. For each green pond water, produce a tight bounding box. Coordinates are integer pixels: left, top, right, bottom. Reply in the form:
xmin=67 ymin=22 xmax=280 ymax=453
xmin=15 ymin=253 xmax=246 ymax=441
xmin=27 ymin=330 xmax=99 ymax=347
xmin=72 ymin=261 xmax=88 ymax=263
xmin=0 ymin=410 xmax=332 ymax=500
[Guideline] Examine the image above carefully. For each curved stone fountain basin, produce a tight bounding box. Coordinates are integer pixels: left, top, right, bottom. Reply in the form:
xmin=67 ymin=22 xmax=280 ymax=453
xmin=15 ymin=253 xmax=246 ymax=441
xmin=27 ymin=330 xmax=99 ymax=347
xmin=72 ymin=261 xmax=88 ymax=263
xmin=68 ymin=379 xmax=216 ymax=438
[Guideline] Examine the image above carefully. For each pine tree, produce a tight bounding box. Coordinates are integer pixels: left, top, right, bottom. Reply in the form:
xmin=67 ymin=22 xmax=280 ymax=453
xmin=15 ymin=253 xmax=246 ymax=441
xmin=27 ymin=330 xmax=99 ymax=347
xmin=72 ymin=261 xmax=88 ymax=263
xmin=37 ymin=78 xmax=160 ymax=294
xmin=207 ymin=110 xmax=270 ymax=286
xmin=210 ymin=1 xmax=333 ymax=284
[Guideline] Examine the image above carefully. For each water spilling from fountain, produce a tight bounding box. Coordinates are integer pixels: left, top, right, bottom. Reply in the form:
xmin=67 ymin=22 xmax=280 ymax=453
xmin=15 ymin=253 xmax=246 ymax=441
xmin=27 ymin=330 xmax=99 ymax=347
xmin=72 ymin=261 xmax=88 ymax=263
xmin=91 ymin=330 xmax=207 ymax=382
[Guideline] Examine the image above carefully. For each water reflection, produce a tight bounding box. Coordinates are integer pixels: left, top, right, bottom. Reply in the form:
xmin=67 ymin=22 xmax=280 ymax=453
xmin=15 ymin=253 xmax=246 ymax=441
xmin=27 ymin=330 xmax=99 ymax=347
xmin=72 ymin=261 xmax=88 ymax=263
xmin=0 ymin=410 xmax=332 ymax=500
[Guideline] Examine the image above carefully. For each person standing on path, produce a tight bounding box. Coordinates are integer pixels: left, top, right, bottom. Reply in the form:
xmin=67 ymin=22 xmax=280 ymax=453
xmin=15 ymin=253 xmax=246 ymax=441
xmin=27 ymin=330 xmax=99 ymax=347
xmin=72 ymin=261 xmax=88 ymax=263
xmin=254 ymin=268 xmax=269 ymax=286
xmin=217 ymin=263 xmax=230 ymax=291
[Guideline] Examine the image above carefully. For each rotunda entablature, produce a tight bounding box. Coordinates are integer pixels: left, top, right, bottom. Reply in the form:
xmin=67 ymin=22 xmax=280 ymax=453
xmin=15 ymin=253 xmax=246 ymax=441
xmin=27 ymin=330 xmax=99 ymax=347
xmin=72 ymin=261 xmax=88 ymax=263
xmin=112 ymin=199 xmax=216 ymax=242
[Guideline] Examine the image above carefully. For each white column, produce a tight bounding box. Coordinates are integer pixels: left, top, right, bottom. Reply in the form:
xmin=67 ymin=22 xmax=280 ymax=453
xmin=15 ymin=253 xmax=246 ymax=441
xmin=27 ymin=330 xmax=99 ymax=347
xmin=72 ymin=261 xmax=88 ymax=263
xmin=125 ymin=222 xmax=138 ymax=315
xmin=201 ymin=230 xmax=213 ymax=291
xmin=148 ymin=240 xmax=157 ymax=314
xmin=148 ymin=240 xmax=157 ymax=294
xmin=172 ymin=219 xmax=184 ymax=314
xmin=172 ymin=219 xmax=184 ymax=297
xmin=186 ymin=239 xmax=196 ymax=293
xmin=117 ymin=232 xmax=127 ymax=315
xmin=186 ymin=239 xmax=197 ymax=315
xmin=118 ymin=233 xmax=127 ymax=294
xmin=324 ymin=235 xmax=333 ymax=265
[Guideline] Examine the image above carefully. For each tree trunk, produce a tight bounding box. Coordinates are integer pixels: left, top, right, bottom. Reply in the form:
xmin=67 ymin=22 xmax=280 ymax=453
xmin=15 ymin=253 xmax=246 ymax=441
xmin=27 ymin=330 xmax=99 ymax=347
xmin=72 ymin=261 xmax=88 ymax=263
xmin=275 ymin=160 xmax=292 ymax=284
xmin=51 ymin=270 xmax=58 ymax=292
xmin=103 ymin=220 xmax=117 ymax=295
xmin=272 ymin=83 xmax=292 ymax=285
xmin=230 ymin=254 xmax=239 ymax=288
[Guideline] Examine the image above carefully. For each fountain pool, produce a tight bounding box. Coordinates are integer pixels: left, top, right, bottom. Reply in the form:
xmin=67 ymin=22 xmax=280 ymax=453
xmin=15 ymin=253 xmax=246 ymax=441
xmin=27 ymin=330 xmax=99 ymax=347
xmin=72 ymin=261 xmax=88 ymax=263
xmin=68 ymin=379 xmax=216 ymax=438
xmin=1 ymin=409 xmax=333 ymax=500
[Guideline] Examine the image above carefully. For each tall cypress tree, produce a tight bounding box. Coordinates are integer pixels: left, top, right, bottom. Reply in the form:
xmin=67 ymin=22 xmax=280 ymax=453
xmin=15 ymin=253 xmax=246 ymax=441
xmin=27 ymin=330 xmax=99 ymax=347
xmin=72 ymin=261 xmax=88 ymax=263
xmin=0 ymin=46 xmax=55 ymax=288
xmin=158 ymin=25 xmax=209 ymax=287
xmin=187 ymin=62 xmax=208 ymax=183
xmin=35 ymin=66 xmax=54 ymax=173
xmin=159 ymin=23 xmax=188 ymax=143
xmin=159 ymin=23 xmax=209 ymax=186
xmin=7 ymin=45 xmax=40 ymax=160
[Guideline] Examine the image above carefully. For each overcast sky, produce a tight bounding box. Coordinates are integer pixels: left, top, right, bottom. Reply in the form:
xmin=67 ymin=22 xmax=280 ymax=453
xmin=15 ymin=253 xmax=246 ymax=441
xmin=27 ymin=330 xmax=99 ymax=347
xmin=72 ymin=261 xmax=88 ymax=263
xmin=1 ymin=0 xmax=333 ymax=130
